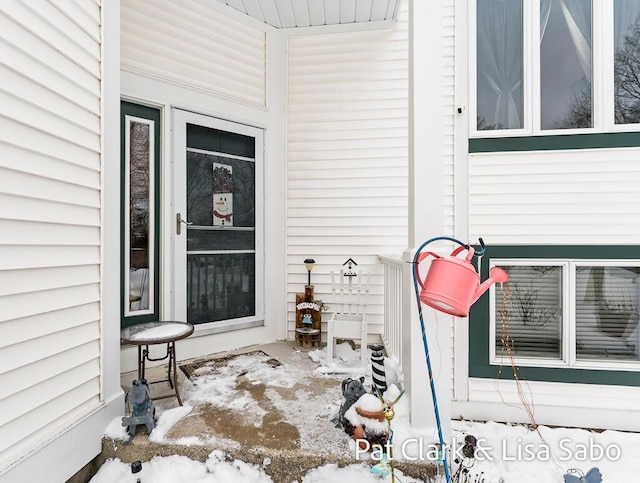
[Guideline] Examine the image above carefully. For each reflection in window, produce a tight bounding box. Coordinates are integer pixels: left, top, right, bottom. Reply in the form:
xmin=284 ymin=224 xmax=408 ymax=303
xmin=185 ymin=124 xmax=256 ymax=325
xmin=495 ymin=265 xmax=563 ymax=359
xmin=540 ymin=0 xmax=592 ymax=129
xmin=614 ymin=0 xmax=640 ymax=124
xmin=477 ymin=0 xmax=524 ymax=130
xmin=187 ymin=253 xmax=255 ymax=323
xmin=576 ymin=266 xmax=640 ymax=361
xmin=126 ymin=117 xmax=154 ymax=314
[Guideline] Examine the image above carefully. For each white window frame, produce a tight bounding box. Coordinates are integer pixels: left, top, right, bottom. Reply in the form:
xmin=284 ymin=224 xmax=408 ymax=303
xmin=124 ymin=114 xmax=155 ymax=317
xmin=490 ymin=259 xmax=570 ymax=368
xmin=490 ymin=258 xmax=640 ymax=371
xmin=470 ymin=0 xmax=640 ymax=138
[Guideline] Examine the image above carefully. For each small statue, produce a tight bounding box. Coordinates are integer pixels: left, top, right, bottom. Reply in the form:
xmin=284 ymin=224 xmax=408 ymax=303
xmin=333 ymin=376 xmax=367 ymax=429
xmin=343 ymin=392 xmax=388 ymax=452
xmin=122 ymin=379 xmax=155 ymax=443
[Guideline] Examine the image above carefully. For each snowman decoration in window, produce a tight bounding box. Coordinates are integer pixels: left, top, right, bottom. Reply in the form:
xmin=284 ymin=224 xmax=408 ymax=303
xmin=213 ymin=163 xmax=233 ymax=226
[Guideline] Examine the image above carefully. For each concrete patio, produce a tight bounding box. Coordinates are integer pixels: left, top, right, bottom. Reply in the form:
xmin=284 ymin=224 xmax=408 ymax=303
xmin=98 ymin=341 xmax=438 ymax=482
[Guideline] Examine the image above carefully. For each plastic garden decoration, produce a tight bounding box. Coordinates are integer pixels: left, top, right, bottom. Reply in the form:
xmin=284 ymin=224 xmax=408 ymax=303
xmin=370 ymin=343 xmax=387 ymax=394
xmin=413 ymin=237 xmax=508 ymax=483
xmin=451 ymin=435 xmax=479 ymax=483
xmin=415 ymin=238 xmax=508 ymax=318
xmin=122 ymin=379 xmax=155 ymax=443
xmin=563 ymin=468 xmax=602 ymax=483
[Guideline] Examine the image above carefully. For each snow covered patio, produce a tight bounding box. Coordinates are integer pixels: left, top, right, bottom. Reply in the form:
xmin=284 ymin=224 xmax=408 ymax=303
xmin=89 ymin=339 xmax=640 ymax=482
xmin=103 ymin=341 xmax=437 ymax=482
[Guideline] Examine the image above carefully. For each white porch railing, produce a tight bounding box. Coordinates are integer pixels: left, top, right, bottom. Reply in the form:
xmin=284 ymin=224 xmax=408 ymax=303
xmin=379 ymin=250 xmax=452 ymax=440
xmin=378 ymin=254 xmax=404 ymax=368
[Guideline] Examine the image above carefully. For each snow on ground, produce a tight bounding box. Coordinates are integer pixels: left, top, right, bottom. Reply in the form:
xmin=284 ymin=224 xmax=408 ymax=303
xmin=99 ymin=343 xmax=640 ymax=482
xmin=90 ymin=455 xmax=424 ymax=483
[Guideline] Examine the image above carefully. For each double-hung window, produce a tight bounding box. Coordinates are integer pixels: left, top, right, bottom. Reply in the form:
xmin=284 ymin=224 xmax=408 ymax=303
xmin=474 ymin=0 xmax=640 ymax=136
xmin=491 ymin=259 xmax=640 ymax=370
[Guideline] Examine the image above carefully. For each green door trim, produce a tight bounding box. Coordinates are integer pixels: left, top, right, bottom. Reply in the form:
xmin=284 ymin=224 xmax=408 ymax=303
xmin=120 ymin=101 xmax=162 ymax=329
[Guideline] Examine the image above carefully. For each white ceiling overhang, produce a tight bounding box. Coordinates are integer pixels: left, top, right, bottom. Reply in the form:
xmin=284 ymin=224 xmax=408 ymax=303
xmin=212 ymin=0 xmax=403 ymax=29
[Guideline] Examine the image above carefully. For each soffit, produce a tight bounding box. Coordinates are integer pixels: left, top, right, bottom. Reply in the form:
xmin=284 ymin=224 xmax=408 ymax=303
xmin=212 ymin=0 xmax=402 ymax=29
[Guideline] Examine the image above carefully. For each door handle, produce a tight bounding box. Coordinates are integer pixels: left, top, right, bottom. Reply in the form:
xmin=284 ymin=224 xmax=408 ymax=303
xmin=176 ymin=213 xmax=193 ymax=235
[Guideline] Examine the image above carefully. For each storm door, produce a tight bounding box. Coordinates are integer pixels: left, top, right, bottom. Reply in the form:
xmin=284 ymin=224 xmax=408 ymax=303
xmin=172 ymin=110 xmax=264 ymax=330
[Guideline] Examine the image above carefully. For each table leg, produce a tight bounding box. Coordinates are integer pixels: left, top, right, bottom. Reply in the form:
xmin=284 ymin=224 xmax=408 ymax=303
xmin=134 ymin=341 xmax=184 ymax=406
xmin=171 ymin=343 xmax=183 ymax=406
xmin=141 ymin=345 xmax=149 ymax=380
xmin=137 ymin=345 xmax=143 ymax=380
xmin=167 ymin=342 xmax=174 ymax=389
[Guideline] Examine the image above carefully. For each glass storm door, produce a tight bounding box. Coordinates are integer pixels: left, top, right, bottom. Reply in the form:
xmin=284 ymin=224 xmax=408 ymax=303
xmin=173 ymin=110 xmax=263 ymax=329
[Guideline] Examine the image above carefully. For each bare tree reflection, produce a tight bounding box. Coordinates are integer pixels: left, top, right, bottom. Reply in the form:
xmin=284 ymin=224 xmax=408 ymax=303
xmin=615 ymin=17 xmax=640 ymax=124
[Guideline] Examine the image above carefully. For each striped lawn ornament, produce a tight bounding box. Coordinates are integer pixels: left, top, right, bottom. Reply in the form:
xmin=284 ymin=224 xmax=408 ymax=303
xmin=370 ymin=343 xmax=387 ymax=394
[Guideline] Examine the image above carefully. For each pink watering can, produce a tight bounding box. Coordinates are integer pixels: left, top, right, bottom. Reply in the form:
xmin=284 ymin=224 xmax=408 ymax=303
xmin=416 ymin=242 xmax=509 ymax=317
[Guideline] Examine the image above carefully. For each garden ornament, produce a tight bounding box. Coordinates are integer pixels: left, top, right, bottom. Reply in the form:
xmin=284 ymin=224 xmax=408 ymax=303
xmin=415 ymin=237 xmax=509 ymax=317
xmin=370 ymin=343 xmax=387 ymax=394
xmin=412 ymin=236 xmax=505 ymax=483
xmin=344 ymin=392 xmax=388 ymax=453
xmin=131 ymin=460 xmax=143 ymax=483
xmin=563 ymin=467 xmax=602 ymax=483
xmin=122 ymin=379 xmax=155 ymax=443
xmin=333 ymin=376 xmax=367 ymax=428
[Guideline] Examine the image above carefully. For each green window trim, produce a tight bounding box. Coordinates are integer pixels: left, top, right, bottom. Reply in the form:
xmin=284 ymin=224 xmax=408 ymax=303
xmin=469 ymin=132 xmax=640 ymax=153
xmin=121 ymin=101 xmax=161 ymax=329
xmin=469 ymin=245 xmax=640 ymax=387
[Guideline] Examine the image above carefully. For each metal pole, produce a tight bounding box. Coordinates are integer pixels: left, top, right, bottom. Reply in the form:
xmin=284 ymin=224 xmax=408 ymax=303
xmin=412 ymin=236 xmax=468 ymax=483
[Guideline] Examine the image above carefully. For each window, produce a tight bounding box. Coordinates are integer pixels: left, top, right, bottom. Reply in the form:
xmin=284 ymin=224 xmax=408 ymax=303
xmin=614 ymin=0 xmax=640 ymax=123
xmin=491 ymin=259 xmax=640 ymax=369
xmin=185 ymin=124 xmax=257 ymax=324
xmin=476 ymin=0 xmax=524 ymax=130
xmin=474 ymin=0 xmax=640 ymax=136
xmin=121 ymin=102 xmax=161 ymax=328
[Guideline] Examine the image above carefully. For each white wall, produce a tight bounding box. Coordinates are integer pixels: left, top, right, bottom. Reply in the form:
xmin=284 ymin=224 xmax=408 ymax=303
xmin=0 ymin=1 xmax=123 ymax=481
xmin=120 ymin=0 xmax=287 ymax=370
xmin=121 ymin=0 xmax=266 ymax=106
xmin=285 ymin=4 xmax=409 ymax=340
xmin=469 ymin=148 xmax=640 ymax=243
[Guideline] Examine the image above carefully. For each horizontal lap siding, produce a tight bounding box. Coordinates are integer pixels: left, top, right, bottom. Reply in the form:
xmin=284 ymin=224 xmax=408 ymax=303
xmin=443 ymin=0 xmax=456 ymax=398
xmin=0 ymin=0 xmax=102 ymax=471
xmin=469 ymin=148 xmax=640 ymax=244
xmin=121 ymin=0 xmax=266 ymax=107
xmin=286 ymin=5 xmax=408 ymax=339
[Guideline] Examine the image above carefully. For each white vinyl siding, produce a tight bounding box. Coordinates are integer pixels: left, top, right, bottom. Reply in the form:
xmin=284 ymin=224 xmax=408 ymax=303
xmin=443 ymin=0 xmax=457 ymax=398
xmin=0 ymin=0 xmax=102 ymax=471
xmin=286 ymin=5 xmax=409 ymax=339
xmin=443 ymin=0 xmax=456 ymax=237
xmin=121 ymin=0 xmax=266 ymax=107
xmin=469 ymin=147 xmax=640 ymax=244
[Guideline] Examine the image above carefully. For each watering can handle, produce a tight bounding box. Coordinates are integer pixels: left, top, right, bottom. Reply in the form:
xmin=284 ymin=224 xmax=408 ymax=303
xmin=415 ymin=245 xmax=472 ymax=289
xmin=415 ymin=251 xmax=440 ymax=290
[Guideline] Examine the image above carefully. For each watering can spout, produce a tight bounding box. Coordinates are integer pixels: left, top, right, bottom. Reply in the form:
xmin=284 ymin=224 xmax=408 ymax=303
xmin=472 ymin=267 xmax=509 ymax=305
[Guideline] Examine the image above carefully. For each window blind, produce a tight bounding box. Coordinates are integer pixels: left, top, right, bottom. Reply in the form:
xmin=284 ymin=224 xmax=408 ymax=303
xmin=576 ymin=266 xmax=640 ymax=361
xmin=495 ymin=265 xmax=563 ymax=359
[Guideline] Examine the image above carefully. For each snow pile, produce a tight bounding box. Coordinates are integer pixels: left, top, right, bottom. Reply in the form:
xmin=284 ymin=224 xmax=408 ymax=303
xmin=301 ymin=463 xmax=422 ymax=482
xmin=89 ymin=452 xmax=273 ymax=483
xmin=309 ymin=342 xmax=372 ymax=374
xmin=451 ymin=419 xmax=640 ymax=482
xmin=89 ymin=453 xmax=425 ymax=483
xmin=149 ymin=405 xmax=193 ymax=443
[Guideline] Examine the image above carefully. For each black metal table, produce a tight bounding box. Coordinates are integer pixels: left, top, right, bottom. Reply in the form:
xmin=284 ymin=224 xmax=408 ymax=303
xmin=120 ymin=321 xmax=194 ymax=405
